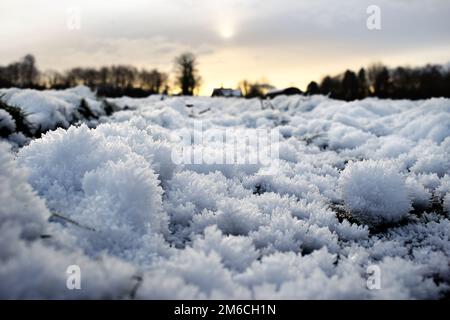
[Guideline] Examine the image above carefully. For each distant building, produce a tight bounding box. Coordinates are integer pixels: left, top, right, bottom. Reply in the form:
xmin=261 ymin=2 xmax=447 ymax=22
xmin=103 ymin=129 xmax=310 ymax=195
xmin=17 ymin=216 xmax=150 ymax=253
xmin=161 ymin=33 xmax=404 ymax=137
xmin=211 ymin=88 xmax=242 ymax=98
xmin=265 ymin=87 xmax=303 ymax=99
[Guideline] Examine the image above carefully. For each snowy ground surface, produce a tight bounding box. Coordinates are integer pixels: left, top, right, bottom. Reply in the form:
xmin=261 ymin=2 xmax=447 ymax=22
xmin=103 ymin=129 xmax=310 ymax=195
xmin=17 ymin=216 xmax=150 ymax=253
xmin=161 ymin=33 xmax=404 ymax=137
xmin=1 ymin=86 xmax=450 ymax=299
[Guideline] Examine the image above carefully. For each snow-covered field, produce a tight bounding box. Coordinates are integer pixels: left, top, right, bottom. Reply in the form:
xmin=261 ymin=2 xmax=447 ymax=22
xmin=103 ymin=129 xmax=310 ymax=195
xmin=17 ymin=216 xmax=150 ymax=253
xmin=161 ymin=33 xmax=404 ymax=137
xmin=1 ymin=87 xmax=450 ymax=299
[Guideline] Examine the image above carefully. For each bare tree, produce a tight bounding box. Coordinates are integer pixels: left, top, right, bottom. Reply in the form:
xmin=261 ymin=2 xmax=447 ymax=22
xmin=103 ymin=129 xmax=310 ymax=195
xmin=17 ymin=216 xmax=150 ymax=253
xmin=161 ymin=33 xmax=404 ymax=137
xmin=357 ymin=68 xmax=369 ymax=99
xmin=99 ymin=66 xmax=110 ymax=86
xmin=174 ymin=52 xmax=201 ymax=96
xmin=238 ymin=80 xmax=251 ymax=97
xmin=65 ymin=67 xmax=85 ymax=87
xmin=238 ymin=80 xmax=274 ymax=98
xmin=41 ymin=70 xmax=65 ymax=88
xmin=19 ymin=54 xmax=38 ymax=87
xmin=367 ymin=62 xmax=386 ymax=94
xmin=83 ymin=68 xmax=99 ymax=87
xmin=341 ymin=70 xmax=359 ymax=101
xmin=140 ymin=69 xmax=168 ymax=93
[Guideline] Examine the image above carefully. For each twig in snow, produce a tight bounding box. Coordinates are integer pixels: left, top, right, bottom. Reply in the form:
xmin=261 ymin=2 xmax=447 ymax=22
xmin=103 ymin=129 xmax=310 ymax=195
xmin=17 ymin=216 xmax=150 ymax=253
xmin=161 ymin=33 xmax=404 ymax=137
xmin=198 ymin=107 xmax=211 ymax=115
xmin=49 ymin=212 xmax=96 ymax=232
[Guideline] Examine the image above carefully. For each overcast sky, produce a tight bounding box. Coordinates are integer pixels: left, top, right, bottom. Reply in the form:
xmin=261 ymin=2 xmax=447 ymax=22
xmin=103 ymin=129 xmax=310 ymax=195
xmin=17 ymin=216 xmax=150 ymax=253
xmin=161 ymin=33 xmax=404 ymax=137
xmin=1 ymin=0 xmax=449 ymax=94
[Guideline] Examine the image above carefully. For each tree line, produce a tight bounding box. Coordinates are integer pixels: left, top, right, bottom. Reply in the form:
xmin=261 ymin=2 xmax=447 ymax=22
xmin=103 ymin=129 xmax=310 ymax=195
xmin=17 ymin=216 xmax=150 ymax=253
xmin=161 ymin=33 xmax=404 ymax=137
xmin=0 ymin=53 xmax=201 ymax=97
xmin=303 ymin=63 xmax=450 ymax=101
xmin=237 ymin=63 xmax=450 ymax=100
xmin=1 ymin=53 xmax=449 ymax=100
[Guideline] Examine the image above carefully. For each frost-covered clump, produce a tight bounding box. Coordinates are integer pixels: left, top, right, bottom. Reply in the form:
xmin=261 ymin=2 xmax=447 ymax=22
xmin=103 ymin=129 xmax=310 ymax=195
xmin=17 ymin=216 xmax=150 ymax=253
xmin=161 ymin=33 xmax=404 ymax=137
xmin=339 ymin=160 xmax=412 ymax=227
xmin=2 ymin=88 xmax=81 ymax=133
xmin=17 ymin=124 xmax=171 ymax=262
xmin=0 ymin=86 xmax=121 ymax=142
xmin=0 ymin=142 xmax=48 ymax=240
xmin=0 ymin=142 xmax=137 ymax=299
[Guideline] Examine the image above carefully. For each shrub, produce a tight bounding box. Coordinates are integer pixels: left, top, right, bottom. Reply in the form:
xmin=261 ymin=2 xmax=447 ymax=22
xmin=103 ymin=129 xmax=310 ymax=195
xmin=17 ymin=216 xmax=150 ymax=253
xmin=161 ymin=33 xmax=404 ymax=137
xmin=0 ymin=96 xmax=32 ymax=136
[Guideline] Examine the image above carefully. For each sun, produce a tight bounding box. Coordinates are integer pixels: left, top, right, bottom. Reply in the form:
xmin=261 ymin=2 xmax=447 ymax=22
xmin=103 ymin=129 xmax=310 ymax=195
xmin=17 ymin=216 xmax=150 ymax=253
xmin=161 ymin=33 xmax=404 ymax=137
xmin=219 ymin=24 xmax=234 ymax=39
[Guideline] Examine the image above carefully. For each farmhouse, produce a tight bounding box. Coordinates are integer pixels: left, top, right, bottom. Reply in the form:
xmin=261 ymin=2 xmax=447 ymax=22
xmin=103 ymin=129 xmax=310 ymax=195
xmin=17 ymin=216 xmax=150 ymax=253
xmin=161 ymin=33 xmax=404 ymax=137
xmin=211 ymin=87 xmax=242 ymax=97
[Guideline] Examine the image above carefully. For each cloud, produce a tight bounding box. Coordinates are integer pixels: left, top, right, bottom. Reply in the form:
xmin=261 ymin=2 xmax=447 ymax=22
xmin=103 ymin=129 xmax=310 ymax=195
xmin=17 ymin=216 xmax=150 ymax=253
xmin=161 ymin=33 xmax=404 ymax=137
xmin=1 ymin=0 xmax=449 ymax=92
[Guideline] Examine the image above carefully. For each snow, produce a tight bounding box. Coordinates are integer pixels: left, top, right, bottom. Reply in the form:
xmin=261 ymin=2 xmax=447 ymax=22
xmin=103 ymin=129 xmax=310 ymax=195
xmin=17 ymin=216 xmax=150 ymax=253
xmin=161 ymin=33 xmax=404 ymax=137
xmin=444 ymin=194 xmax=450 ymax=215
xmin=0 ymin=142 xmax=137 ymax=298
xmin=0 ymin=86 xmax=117 ymax=143
xmin=0 ymin=142 xmax=48 ymax=241
xmin=1 ymin=91 xmax=450 ymax=299
xmin=1 ymin=87 xmax=78 ymax=133
xmin=339 ymin=160 xmax=412 ymax=227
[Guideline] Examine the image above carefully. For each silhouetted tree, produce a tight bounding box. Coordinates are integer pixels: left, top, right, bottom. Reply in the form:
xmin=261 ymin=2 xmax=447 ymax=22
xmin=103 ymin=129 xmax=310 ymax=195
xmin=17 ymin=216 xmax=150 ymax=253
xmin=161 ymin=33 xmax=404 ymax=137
xmin=238 ymin=80 xmax=275 ymax=98
xmin=0 ymin=66 xmax=13 ymax=87
xmin=418 ymin=65 xmax=444 ymax=98
xmin=238 ymin=80 xmax=251 ymax=97
xmin=174 ymin=52 xmax=201 ymax=96
xmin=0 ymin=54 xmax=39 ymax=88
xmin=320 ymin=76 xmax=340 ymax=98
xmin=247 ymin=84 xmax=265 ymax=98
xmin=41 ymin=70 xmax=66 ymax=89
xmin=357 ymin=68 xmax=369 ymax=99
xmin=19 ymin=54 xmax=38 ymax=87
xmin=66 ymin=67 xmax=85 ymax=87
xmin=8 ymin=63 xmax=21 ymax=86
xmin=367 ymin=62 xmax=386 ymax=95
xmin=99 ymin=66 xmax=110 ymax=86
xmin=110 ymin=65 xmax=136 ymax=88
xmin=140 ymin=69 xmax=168 ymax=93
xmin=444 ymin=70 xmax=450 ymax=98
xmin=306 ymin=81 xmax=320 ymax=95
xmin=341 ymin=70 xmax=359 ymax=101
xmin=374 ymin=67 xmax=391 ymax=98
